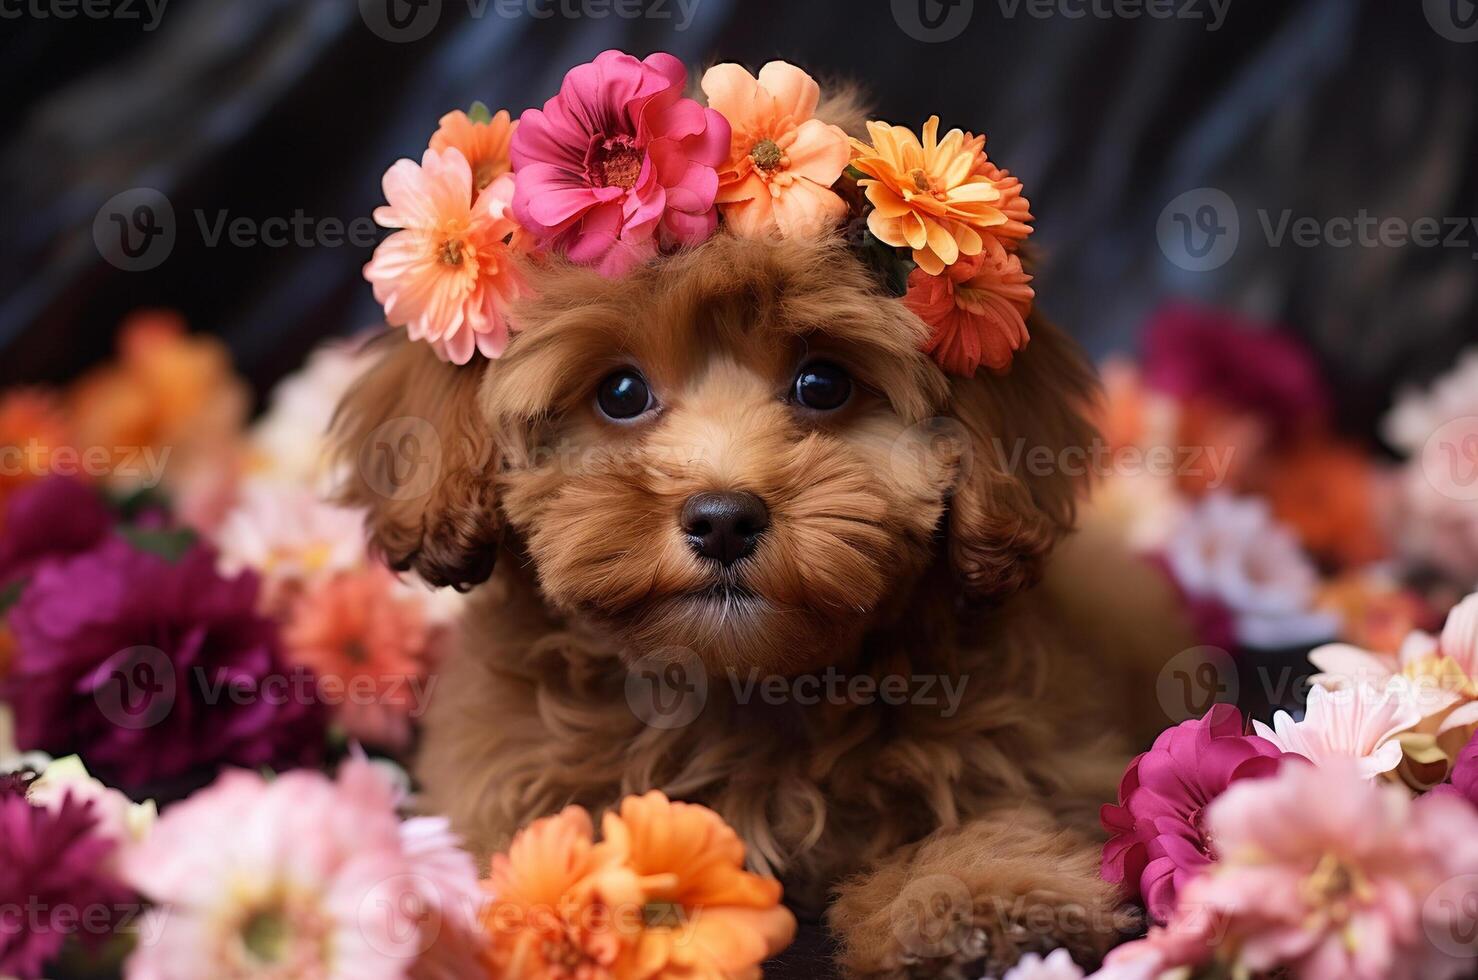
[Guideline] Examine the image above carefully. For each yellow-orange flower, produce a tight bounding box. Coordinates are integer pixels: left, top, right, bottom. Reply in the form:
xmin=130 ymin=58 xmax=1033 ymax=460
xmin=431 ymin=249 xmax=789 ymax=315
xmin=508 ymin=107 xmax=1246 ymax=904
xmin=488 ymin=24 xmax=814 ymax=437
xmin=481 ymin=806 xmax=645 ymax=979
xmin=850 ymin=116 xmax=1030 ymax=275
xmin=601 ymin=791 xmax=795 ymax=980
xmin=700 ymin=61 xmax=851 ymax=239
xmin=430 ymin=105 xmax=517 ymax=195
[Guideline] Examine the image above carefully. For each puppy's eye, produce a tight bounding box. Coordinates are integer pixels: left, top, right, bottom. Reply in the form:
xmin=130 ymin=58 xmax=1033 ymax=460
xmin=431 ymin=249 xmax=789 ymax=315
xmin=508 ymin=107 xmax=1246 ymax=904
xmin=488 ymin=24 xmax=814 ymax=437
xmin=595 ymin=369 xmax=653 ymax=421
xmin=792 ymin=361 xmax=852 ymax=411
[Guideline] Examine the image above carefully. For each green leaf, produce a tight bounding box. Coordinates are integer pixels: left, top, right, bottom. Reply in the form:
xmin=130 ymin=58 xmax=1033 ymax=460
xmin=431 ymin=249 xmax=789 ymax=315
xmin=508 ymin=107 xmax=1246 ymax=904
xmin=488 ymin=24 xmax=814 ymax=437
xmin=0 ymin=578 xmax=24 ymax=617
xmin=118 ymin=525 xmax=197 ymax=562
xmin=860 ymin=230 xmax=914 ymax=298
xmin=843 ymin=164 xmax=867 ymax=182
xmin=467 ymin=100 xmax=493 ymax=125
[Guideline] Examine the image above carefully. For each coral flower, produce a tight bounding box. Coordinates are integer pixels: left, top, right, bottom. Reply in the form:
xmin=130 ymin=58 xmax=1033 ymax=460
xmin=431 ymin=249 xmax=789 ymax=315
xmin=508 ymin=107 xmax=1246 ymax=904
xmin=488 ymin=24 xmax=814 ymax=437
xmin=0 ymin=388 xmax=74 ymax=521
xmin=430 ymin=104 xmax=516 ymax=195
xmin=365 ymin=151 xmax=525 ymax=364
xmin=1149 ymin=759 xmax=1478 ymax=979
xmin=481 ymin=805 xmax=645 ymax=978
xmin=601 ymin=791 xmax=796 ymax=979
xmin=1253 ymin=682 xmax=1420 ymax=778
xmin=850 ymin=116 xmax=1028 ymax=275
xmin=1265 ymin=437 xmax=1390 ymax=568
xmin=1100 ymin=704 xmax=1283 ymax=923
xmin=282 ymin=566 xmax=439 ymax=751
xmin=699 ymin=61 xmax=851 ymax=239
xmin=903 ymin=239 xmax=1033 ymax=376
xmin=510 ymin=49 xmax=730 ymax=277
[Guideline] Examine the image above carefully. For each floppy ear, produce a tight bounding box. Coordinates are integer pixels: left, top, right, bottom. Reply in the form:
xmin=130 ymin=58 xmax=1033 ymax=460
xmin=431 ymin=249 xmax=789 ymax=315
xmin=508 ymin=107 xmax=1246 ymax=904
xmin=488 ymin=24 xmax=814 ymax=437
xmin=945 ymin=312 xmax=1100 ymax=601
xmin=331 ymin=334 xmax=501 ymax=591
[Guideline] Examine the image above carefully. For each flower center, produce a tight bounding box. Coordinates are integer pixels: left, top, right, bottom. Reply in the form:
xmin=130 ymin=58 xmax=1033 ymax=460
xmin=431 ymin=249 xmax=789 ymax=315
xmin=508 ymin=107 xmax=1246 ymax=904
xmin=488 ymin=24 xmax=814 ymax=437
xmin=908 ymin=167 xmax=937 ymax=194
xmin=343 ymin=639 xmax=369 ymax=665
xmin=1302 ymin=853 xmax=1371 ymax=924
xmin=590 ymin=135 xmax=644 ymax=190
xmin=749 ymin=139 xmax=784 ymax=173
xmin=438 ymin=238 xmax=466 ymax=267
xmin=242 ymin=909 xmax=290 ymax=965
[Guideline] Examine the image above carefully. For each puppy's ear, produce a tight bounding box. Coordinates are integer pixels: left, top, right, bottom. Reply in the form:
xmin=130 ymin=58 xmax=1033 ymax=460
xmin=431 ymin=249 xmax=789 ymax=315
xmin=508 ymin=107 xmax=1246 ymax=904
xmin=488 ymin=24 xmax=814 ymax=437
xmin=332 ymin=335 xmax=500 ymax=591
xmin=944 ymin=312 xmax=1100 ymax=601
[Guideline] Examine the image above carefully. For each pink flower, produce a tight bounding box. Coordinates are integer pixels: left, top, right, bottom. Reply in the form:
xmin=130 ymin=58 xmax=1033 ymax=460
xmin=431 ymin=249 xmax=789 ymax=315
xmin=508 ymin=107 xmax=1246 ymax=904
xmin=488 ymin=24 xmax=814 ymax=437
xmin=1253 ymin=682 xmax=1421 ymax=778
xmin=1000 ymin=948 xmax=1085 ymax=978
xmin=510 ymin=49 xmax=729 ymax=277
xmin=365 ymin=151 xmax=525 ymax=364
xmin=122 ymin=757 xmax=482 ymax=980
xmin=1100 ymin=704 xmax=1282 ymax=922
xmin=1149 ymin=759 xmax=1478 ymax=979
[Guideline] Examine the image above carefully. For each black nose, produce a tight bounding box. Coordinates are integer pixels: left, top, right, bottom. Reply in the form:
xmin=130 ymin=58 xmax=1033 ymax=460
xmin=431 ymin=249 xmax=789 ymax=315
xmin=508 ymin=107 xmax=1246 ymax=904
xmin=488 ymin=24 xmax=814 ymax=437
xmin=680 ymin=491 xmax=769 ymax=566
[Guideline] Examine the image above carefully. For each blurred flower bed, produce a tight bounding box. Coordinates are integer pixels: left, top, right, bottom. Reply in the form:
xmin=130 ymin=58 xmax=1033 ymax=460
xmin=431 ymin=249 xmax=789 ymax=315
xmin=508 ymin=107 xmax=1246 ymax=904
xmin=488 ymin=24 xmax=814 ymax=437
xmin=1 ymin=305 xmax=1477 ymax=978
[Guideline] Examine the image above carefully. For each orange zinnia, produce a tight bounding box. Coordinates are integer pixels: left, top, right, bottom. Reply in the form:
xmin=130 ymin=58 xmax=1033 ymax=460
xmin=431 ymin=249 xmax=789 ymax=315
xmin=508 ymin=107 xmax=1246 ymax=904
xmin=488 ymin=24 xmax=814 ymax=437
xmin=601 ymin=791 xmax=796 ymax=980
xmin=851 ymin=116 xmax=1029 ymax=275
xmin=430 ymin=104 xmax=517 ymax=196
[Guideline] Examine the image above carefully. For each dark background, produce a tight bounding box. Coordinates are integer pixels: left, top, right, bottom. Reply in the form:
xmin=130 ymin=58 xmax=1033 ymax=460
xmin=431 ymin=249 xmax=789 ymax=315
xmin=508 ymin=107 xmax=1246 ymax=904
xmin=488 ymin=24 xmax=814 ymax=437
xmin=1 ymin=0 xmax=1475 ymax=442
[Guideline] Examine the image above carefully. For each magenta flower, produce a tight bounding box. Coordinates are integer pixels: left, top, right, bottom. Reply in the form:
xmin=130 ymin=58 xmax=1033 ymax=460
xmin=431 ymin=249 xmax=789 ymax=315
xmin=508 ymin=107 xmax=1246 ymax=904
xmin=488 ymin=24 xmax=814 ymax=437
xmin=1100 ymin=704 xmax=1283 ymax=922
xmin=0 ymin=787 xmax=135 ymax=979
xmin=1430 ymin=729 xmax=1478 ymax=806
xmin=510 ymin=49 xmax=730 ymax=276
xmin=0 ymin=476 xmax=112 ymax=587
xmin=0 ymin=538 xmax=324 ymax=790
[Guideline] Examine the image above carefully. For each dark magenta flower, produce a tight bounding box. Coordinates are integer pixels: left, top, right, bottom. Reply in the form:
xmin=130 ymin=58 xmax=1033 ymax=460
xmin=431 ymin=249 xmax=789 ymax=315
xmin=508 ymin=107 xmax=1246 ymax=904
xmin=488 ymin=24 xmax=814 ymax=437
xmin=0 ymin=787 xmax=134 ymax=979
xmin=1 ymin=538 xmax=324 ymax=789
xmin=0 ymin=476 xmax=112 ymax=588
xmin=1100 ymin=704 xmax=1283 ymax=922
xmin=1430 ymin=729 xmax=1478 ymax=806
xmin=1142 ymin=303 xmax=1330 ymax=436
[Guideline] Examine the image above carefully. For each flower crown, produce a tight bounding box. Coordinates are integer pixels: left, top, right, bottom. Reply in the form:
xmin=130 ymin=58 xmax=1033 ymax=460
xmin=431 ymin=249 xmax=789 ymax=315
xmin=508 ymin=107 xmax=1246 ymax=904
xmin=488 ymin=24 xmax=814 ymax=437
xmin=364 ymin=49 xmax=1035 ymax=376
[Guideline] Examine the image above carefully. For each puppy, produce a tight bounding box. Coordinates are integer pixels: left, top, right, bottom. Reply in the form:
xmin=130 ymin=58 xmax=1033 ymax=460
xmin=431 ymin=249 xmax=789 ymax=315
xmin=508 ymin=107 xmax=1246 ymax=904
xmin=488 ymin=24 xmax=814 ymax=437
xmin=334 ymin=229 xmax=1187 ymax=977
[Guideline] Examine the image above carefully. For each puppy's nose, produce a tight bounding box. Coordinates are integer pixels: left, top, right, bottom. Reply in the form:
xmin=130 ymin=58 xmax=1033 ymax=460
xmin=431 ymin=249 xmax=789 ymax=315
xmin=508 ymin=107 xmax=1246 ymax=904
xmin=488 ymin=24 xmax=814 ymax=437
xmin=680 ymin=491 xmax=769 ymax=566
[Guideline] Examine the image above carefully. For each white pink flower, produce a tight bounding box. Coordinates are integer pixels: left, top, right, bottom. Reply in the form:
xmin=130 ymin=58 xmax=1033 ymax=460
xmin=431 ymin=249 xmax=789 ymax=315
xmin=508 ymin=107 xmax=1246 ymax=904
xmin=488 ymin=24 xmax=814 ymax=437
xmin=1253 ymin=682 xmax=1420 ymax=778
xmin=122 ymin=757 xmax=481 ymax=980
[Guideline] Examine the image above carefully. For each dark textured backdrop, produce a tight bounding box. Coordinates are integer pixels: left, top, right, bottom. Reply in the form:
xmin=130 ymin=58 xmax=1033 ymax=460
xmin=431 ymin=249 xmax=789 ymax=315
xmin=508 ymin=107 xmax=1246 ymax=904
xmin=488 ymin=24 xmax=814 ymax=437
xmin=2 ymin=0 xmax=1475 ymax=438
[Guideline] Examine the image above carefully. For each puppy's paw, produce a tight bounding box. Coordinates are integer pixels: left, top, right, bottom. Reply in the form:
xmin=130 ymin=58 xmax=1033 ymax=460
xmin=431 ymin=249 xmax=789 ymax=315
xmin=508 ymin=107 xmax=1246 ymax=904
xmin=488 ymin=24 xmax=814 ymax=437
xmin=828 ymin=814 xmax=1136 ymax=978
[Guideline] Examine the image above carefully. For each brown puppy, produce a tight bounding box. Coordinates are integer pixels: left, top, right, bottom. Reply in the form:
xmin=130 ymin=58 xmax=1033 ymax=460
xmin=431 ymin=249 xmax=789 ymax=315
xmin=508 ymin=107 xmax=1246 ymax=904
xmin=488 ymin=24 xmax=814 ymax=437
xmin=334 ymin=231 xmax=1183 ymax=977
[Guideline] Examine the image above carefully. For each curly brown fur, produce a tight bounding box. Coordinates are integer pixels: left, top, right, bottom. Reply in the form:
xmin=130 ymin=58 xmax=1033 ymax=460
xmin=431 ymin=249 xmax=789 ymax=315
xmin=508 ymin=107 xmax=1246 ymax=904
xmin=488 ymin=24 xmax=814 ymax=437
xmin=334 ymin=229 xmax=1187 ymax=975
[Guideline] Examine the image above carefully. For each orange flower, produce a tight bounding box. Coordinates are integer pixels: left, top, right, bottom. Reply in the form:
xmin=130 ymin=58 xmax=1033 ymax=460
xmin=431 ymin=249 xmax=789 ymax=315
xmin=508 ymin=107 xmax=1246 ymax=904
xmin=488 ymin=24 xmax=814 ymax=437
xmin=1318 ymin=572 xmax=1436 ymax=655
xmin=481 ymin=806 xmax=645 ymax=979
xmin=850 ymin=116 xmax=1030 ymax=275
xmin=0 ymin=388 xmax=74 ymax=520
xmin=700 ymin=61 xmax=851 ymax=239
xmin=903 ymin=238 xmax=1033 ymax=375
xmin=964 ymin=132 xmax=1033 ymax=239
xmin=1265 ymin=438 xmax=1390 ymax=569
xmin=601 ymin=791 xmax=796 ymax=980
xmin=66 ymin=311 xmax=248 ymax=496
xmin=430 ymin=104 xmax=517 ymax=196
xmin=281 ymin=566 xmax=439 ymax=750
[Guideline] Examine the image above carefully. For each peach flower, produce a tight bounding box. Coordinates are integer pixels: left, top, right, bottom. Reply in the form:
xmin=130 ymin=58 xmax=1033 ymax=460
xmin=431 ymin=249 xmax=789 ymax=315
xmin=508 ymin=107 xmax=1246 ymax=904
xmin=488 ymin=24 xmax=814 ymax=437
xmin=430 ymin=104 xmax=517 ymax=196
xmin=481 ymin=806 xmax=645 ymax=978
xmin=850 ymin=116 xmax=1029 ymax=275
xmin=700 ymin=61 xmax=851 ymax=239
xmin=281 ymin=565 xmax=440 ymax=750
xmin=903 ymin=238 xmax=1033 ymax=375
xmin=601 ymin=791 xmax=796 ymax=979
xmin=364 ymin=150 xmax=526 ymax=364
